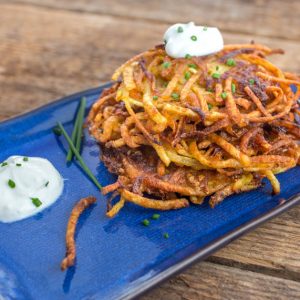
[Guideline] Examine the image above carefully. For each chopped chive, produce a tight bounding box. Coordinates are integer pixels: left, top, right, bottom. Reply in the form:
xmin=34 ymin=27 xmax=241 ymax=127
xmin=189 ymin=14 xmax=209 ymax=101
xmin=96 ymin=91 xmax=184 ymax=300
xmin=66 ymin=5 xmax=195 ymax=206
xmin=23 ymin=157 xmax=29 ymax=162
xmin=163 ymin=233 xmax=169 ymax=239
xmin=45 ymin=181 xmax=49 ymax=187
xmin=163 ymin=81 xmax=168 ymax=87
xmin=221 ymin=92 xmax=227 ymax=100
xmin=152 ymin=213 xmax=160 ymax=220
xmin=31 ymin=198 xmax=42 ymax=207
xmin=216 ymin=65 xmax=219 ymax=71
xmin=208 ymin=103 xmax=213 ymax=110
xmin=66 ymin=97 xmax=86 ymax=162
xmin=177 ymin=26 xmax=184 ymax=33
xmin=16 ymin=163 xmax=22 ymax=167
xmin=207 ymin=87 xmax=214 ymax=93
xmin=171 ymin=93 xmax=179 ymax=100
xmin=57 ymin=122 xmax=102 ymax=190
xmin=249 ymin=78 xmax=255 ymax=85
xmin=184 ymin=72 xmax=191 ymax=80
xmin=52 ymin=126 xmax=62 ymax=136
xmin=8 ymin=179 xmax=16 ymax=189
xmin=162 ymin=61 xmax=171 ymax=68
xmin=231 ymin=83 xmax=236 ymax=93
xmin=185 ymin=54 xmax=192 ymax=59
xmin=226 ymin=58 xmax=236 ymax=67
xmin=188 ymin=63 xmax=197 ymax=69
xmin=191 ymin=35 xmax=197 ymax=41
xmin=212 ymin=73 xmax=221 ymax=79
xmin=153 ymin=95 xmax=158 ymax=100
xmin=1 ymin=162 xmax=8 ymax=167
xmin=142 ymin=219 xmax=150 ymax=226
xmin=75 ymin=97 xmax=86 ymax=159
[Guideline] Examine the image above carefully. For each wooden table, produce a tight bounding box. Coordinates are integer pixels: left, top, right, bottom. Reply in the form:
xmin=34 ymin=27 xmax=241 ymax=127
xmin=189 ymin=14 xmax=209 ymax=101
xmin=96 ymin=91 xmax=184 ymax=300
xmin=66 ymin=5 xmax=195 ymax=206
xmin=1 ymin=1 xmax=300 ymax=298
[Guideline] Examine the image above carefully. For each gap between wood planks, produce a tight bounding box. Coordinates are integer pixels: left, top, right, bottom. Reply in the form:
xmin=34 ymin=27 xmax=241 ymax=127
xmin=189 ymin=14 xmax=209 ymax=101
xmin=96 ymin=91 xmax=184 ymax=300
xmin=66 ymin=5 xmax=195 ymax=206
xmin=207 ymin=256 xmax=300 ymax=282
xmin=141 ymin=262 xmax=300 ymax=300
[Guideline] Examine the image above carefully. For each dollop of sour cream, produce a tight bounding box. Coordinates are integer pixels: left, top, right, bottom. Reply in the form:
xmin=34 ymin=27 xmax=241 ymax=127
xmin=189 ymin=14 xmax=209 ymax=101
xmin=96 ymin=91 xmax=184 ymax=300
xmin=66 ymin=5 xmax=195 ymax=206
xmin=0 ymin=156 xmax=64 ymax=223
xmin=164 ymin=22 xmax=224 ymax=58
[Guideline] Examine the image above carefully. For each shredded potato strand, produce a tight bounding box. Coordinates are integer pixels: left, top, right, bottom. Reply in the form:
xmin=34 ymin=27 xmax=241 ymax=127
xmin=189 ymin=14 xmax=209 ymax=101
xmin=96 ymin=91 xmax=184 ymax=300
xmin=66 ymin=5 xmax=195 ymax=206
xmin=61 ymin=196 xmax=96 ymax=271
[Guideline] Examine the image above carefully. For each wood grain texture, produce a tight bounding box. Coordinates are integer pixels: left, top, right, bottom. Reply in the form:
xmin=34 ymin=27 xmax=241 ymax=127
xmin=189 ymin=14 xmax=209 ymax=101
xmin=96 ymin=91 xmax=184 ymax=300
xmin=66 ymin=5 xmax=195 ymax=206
xmin=142 ymin=262 xmax=300 ymax=300
xmin=0 ymin=3 xmax=299 ymax=119
xmin=1 ymin=1 xmax=300 ymax=298
xmin=8 ymin=0 xmax=300 ymax=41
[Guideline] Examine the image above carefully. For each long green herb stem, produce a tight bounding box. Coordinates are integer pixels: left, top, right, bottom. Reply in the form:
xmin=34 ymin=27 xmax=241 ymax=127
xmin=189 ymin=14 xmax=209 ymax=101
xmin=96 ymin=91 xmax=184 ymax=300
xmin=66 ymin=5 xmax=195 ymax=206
xmin=57 ymin=122 xmax=102 ymax=190
xmin=75 ymin=97 xmax=86 ymax=156
xmin=66 ymin=98 xmax=86 ymax=161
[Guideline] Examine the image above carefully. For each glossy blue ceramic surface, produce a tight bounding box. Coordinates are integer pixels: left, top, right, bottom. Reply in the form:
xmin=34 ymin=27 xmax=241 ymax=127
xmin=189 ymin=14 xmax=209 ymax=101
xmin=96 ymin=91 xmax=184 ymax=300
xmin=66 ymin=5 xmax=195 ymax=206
xmin=0 ymin=84 xmax=300 ymax=300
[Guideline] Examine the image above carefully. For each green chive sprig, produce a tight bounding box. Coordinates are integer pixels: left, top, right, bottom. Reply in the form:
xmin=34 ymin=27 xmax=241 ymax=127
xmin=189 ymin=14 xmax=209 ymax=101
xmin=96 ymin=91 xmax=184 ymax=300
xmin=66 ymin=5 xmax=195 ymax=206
xmin=8 ymin=179 xmax=16 ymax=188
xmin=226 ymin=58 xmax=236 ymax=67
xmin=162 ymin=61 xmax=171 ymax=69
xmin=231 ymin=83 xmax=236 ymax=93
xmin=221 ymin=92 xmax=227 ymax=100
xmin=66 ymin=97 xmax=86 ymax=162
xmin=142 ymin=219 xmax=150 ymax=226
xmin=171 ymin=93 xmax=180 ymax=100
xmin=152 ymin=213 xmax=160 ymax=220
xmin=177 ymin=26 xmax=183 ymax=33
xmin=188 ymin=63 xmax=197 ymax=69
xmin=57 ymin=122 xmax=102 ymax=190
xmin=31 ymin=198 xmax=42 ymax=207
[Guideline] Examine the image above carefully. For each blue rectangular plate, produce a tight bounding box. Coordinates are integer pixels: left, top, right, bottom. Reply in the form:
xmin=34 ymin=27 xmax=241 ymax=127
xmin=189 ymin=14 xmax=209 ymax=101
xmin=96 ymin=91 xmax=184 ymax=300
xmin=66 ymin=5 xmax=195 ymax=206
xmin=1 ymin=84 xmax=300 ymax=300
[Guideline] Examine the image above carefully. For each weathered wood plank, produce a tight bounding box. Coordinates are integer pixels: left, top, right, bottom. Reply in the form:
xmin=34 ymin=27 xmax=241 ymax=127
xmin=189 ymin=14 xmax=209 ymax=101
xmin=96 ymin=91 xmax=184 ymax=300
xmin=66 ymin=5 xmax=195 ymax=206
xmin=8 ymin=0 xmax=300 ymax=41
xmin=0 ymin=3 xmax=299 ymax=118
xmin=141 ymin=262 xmax=300 ymax=300
xmin=214 ymin=208 xmax=300 ymax=279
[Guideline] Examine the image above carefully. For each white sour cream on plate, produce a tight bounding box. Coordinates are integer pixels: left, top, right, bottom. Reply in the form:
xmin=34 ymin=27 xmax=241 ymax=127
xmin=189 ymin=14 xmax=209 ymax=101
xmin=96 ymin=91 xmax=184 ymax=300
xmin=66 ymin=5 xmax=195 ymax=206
xmin=0 ymin=156 xmax=64 ymax=223
xmin=164 ymin=22 xmax=224 ymax=58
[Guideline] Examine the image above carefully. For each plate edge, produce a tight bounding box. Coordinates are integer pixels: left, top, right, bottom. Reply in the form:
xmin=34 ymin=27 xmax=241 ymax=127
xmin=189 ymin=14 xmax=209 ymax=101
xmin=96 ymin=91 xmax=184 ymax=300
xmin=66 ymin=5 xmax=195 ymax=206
xmin=120 ymin=193 xmax=300 ymax=300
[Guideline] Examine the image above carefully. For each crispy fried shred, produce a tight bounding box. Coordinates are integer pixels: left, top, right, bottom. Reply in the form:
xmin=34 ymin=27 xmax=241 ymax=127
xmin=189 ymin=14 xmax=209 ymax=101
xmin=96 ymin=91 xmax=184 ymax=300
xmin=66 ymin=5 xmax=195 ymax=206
xmin=87 ymin=43 xmax=300 ymax=216
xmin=61 ymin=196 xmax=96 ymax=271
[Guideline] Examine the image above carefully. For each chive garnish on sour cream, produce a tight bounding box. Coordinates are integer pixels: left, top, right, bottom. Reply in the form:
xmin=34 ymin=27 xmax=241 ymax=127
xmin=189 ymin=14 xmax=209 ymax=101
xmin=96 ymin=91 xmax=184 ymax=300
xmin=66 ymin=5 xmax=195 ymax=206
xmin=177 ymin=26 xmax=184 ymax=33
xmin=8 ymin=179 xmax=16 ymax=188
xmin=31 ymin=198 xmax=42 ymax=207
